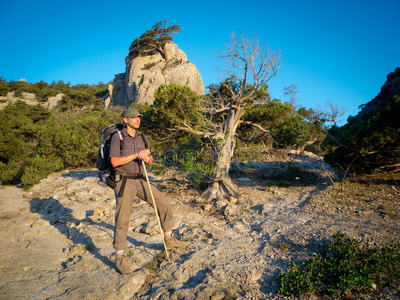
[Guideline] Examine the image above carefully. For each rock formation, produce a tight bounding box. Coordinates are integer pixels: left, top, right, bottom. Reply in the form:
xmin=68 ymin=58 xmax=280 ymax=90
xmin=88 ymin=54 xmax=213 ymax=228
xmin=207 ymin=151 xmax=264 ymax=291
xmin=106 ymin=42 xmax=204 ymax=109
xmin=45 ymin=93 xmax=64 ymax=110
xmin=357 ymin=67 xmax=400 ymax=120
xmin=0 ymin=92 xmax=64 ymax=110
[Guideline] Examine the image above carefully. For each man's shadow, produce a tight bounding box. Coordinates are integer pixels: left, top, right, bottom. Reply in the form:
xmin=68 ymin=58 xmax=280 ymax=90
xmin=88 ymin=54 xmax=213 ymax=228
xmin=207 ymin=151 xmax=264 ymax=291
xmin=29 ymin=191 xmax=161 ymax=270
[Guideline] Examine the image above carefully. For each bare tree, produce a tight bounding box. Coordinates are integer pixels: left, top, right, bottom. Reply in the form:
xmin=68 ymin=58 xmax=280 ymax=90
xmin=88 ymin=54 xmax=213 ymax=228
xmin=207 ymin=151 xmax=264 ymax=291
xmin=200 ymin=33 xmax=283 ymax=200
xmin=315 ymin=100 xmax=347 ymax=125
xmin=283 ymin=84 xmax=299 ymax=112
xmin=152 ymin=33 xmax=282 ymax=200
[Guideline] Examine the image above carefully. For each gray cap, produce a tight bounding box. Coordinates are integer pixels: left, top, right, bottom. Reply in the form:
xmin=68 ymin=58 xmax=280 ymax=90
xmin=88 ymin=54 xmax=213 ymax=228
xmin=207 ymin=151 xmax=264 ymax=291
xmin=123 ymin=108 xmax=143 ymax=118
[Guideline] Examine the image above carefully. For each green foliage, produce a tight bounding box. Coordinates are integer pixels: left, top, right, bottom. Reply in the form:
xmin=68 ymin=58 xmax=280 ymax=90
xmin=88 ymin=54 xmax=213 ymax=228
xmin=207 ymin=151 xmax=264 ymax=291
xmin=0 ymin=133 xmax=31 ymax=163
xmin=180 ymin=150 xmax=215 ymax=185
xmin=36 ymin=110 xmax=120 ymax=168
xmin=0 ymin=101 xmax=51 ymax=184
xmin=323 ymin=94 xmax=400 ymax=173
xmin=21 ymin=155 xmax=64 ymax=187
xmin=151 ymin=84 xmax=202 ymax=127
xmin=0 ymin=74 xmax=330 ymax=189
xmin=0 ymin=79 xmax=31 ymax=98
xmin=129 ymin=20 xmax=181 ymax=57
xmin=207 ymin=79 xmax=271 ymax=107
xmin=277 ymin=233 xmax=400 ymax=298
xmin=240 ymin=99 xmax=327 ymax=150
xmin=142 ymin=101 xmax=214 ymax=188
xmin=0 ymin=80 xmax=119 ymax=186
xmin=0 ymin=160 xmax=25 ymax=185
xmin=0 ymin=100 xmax=51 ymax=144
xmin=59 ymin=84 xmax=105 ymax=111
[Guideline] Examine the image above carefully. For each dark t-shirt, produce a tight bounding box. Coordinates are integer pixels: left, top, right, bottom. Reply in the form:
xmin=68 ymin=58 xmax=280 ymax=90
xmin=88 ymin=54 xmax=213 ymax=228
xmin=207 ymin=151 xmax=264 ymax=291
xmin=109 ymin=128 xmax=150 ymax=174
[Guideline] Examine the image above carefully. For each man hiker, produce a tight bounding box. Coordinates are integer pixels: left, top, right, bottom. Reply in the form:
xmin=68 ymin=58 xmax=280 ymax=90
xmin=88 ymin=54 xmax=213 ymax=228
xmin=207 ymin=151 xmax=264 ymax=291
xmin=110 ymin=108 xmax=189 ymax=274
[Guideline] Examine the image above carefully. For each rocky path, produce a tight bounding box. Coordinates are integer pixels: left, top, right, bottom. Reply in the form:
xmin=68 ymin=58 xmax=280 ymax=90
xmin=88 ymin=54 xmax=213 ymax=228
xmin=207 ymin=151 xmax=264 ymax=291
xmin=0 ymin=154 xmax=399 ymax=299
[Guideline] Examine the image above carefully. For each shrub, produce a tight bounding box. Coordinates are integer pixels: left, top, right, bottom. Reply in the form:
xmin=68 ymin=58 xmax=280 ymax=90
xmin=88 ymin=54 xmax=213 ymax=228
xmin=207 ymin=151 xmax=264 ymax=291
xmin=36 ymin=110 xmax=121 ymax=169
xmin=277 ymin=233 xmax=400 ymax=298
xmin=240 ymin=100 xmax=327 ymax=152
xmin=323 ymin=94 xmax=400 ymax=174
xmin=21 ymin=155 xmax=64 ymax=187
xmin=0 ymin=80 xmax=118 ymax=186
xmin=0 ymin=101 xmax=51 ymax=185
xmin=151 ymin=84 xmax=202 ymax=127
xmin=0 ymin=160 xmax=25 ymax=185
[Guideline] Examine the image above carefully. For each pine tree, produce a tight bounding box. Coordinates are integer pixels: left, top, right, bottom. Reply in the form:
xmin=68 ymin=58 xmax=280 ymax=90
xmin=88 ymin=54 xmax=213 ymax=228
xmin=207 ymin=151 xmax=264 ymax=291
xmin=128 ymin=20 xmax=181 ymax=60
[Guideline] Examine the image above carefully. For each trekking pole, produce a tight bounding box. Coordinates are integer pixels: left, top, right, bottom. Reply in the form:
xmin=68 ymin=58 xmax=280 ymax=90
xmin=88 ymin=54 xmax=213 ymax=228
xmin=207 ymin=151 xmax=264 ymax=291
xmin=142 ymin=160 xmax=171 ymax=262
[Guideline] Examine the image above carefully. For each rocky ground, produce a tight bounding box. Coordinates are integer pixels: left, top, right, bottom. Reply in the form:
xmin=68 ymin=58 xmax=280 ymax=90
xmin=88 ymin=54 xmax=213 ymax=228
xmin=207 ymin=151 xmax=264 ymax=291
xmin=0 ymin=153 xmax=399 ymax=300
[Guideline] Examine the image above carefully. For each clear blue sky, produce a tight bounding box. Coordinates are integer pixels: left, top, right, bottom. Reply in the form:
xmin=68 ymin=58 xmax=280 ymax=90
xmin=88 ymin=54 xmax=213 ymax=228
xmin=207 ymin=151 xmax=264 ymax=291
xmin=1 ymin=0 xmax=399 ymax=123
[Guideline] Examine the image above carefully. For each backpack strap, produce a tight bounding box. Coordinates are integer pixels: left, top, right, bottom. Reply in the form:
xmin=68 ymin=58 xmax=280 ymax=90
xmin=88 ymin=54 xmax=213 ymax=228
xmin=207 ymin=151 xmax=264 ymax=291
xmin=118 ymin=131 xmax=123 ymax=151
xmin=117 ymin=131 xmax=123 ymax=141
xmin=141 ymin=132 xmax=150 ymax=150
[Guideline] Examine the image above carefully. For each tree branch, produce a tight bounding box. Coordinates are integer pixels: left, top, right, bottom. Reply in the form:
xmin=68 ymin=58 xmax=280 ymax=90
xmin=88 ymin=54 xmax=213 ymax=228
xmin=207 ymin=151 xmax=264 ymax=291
xmin=240 ymin=120 xmax=281 ymax=144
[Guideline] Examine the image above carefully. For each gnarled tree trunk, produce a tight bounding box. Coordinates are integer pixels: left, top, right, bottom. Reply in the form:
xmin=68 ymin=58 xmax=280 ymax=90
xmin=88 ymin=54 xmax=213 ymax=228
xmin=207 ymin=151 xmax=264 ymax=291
xmin=201 ymin=107 xmax=242 ymax=200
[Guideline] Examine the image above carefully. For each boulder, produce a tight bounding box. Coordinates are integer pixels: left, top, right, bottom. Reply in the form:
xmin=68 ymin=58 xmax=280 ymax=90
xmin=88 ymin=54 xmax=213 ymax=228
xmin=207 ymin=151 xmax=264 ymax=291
xmin=21 ymin=92 xmax=36 ymax=100
xmin=108 ymin=73 xmax=128 ymax=109
xmin=108 ymin=42 xmax=204 ymax=109
xmin=45 ymin=93 xmax=64 ymax=110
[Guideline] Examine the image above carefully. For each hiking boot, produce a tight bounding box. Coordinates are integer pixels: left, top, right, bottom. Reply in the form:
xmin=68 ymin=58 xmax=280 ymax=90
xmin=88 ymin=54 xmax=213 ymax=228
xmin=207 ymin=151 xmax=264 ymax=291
xmin=115 ymin=254 xmax=134 ymax=275
xmin=165 ymin=236 xmax=189 ymax=249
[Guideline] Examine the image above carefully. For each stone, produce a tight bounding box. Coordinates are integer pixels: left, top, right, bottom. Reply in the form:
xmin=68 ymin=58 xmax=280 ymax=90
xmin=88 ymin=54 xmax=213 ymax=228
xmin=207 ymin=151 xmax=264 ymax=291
xmin=223 ymin=203 xmax=239 ymax=218
xmin=6 ymin=91 xmax=15 ymax=98
xmin=114 ymin=271 xmax=148 ymax=300
xmin=108 ymin=42 xmax=204 ymax=109
xmin=21 ymin=92 xmax=36 ymax=100
xmin=46 ymin=93 xmax=64 ymax=110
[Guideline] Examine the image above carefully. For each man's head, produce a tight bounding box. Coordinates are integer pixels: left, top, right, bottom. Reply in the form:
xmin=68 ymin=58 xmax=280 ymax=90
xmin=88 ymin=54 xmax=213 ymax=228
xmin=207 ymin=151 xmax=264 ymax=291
xmin=123 ymin=108 xmax=143 ymax=130
xmin=123 ymin=108 xmax=143 ymax=119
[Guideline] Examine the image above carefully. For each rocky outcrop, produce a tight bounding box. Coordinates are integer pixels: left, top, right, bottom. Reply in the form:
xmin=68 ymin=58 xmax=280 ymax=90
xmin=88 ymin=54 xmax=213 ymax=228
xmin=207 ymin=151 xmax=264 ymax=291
xmin=107 ymin=42 xmax=204 ymax=109
xmin=45 ymin=93 xmax=64 ymax=110
xmin=0 ymin=92 xmax=64 ymax=110
xmin=357 ymin=67 xmax=400 ymax=120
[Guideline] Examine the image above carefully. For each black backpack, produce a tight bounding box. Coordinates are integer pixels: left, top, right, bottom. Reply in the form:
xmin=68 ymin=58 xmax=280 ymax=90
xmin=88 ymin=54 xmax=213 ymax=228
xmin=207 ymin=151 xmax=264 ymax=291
xmin=96 ymin=123 xmax=149 ymax=188
xmin=96 ymin=123 xmax=125 ymax=187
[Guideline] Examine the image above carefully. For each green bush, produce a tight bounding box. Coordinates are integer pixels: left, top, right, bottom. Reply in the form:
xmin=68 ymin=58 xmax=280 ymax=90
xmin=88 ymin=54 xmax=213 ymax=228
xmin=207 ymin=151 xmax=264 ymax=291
xmin=36 ymin=110 xmax=120 ymax=168
xmin=0 ymin=82 xmax=119 ymax=186
xmin=323 ymin=94 xmax=400 ymax=173
xmin=0 ymin=101 xmax=51 ymax=185
xmin=151 ymin=84 xmax=202 ymax=127
xmin=240 ymin=100 xmax=327 ymax=151
xmin=0 ymin=133 xmax=32 ymax=163
xmin=0 ymin=160 xmax=25 ymax=185
xmin=278 ymin=233 xmax=400 ymax=298
xmin=21 ymin=155 xmax=64 ymax=187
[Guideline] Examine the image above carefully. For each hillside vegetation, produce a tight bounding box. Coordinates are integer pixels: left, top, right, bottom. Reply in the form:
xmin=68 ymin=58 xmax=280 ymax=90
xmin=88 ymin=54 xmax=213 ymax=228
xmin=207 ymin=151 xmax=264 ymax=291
xmin=0 ymin=78 xmax=328 ymax=188
xmin=0 ymin=67 xmax=398 ymax=190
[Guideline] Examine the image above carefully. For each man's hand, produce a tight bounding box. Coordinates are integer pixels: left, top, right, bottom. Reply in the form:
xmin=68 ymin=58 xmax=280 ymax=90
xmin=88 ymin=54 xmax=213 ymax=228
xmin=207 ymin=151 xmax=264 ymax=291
xmin=137 ymin=149 xmax=151 ymax=162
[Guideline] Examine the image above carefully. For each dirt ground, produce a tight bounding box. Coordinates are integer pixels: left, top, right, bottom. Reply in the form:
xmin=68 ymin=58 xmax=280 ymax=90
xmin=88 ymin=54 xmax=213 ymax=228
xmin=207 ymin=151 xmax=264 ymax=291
xmin=0 ymin=154 xmax=399 ymax=299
